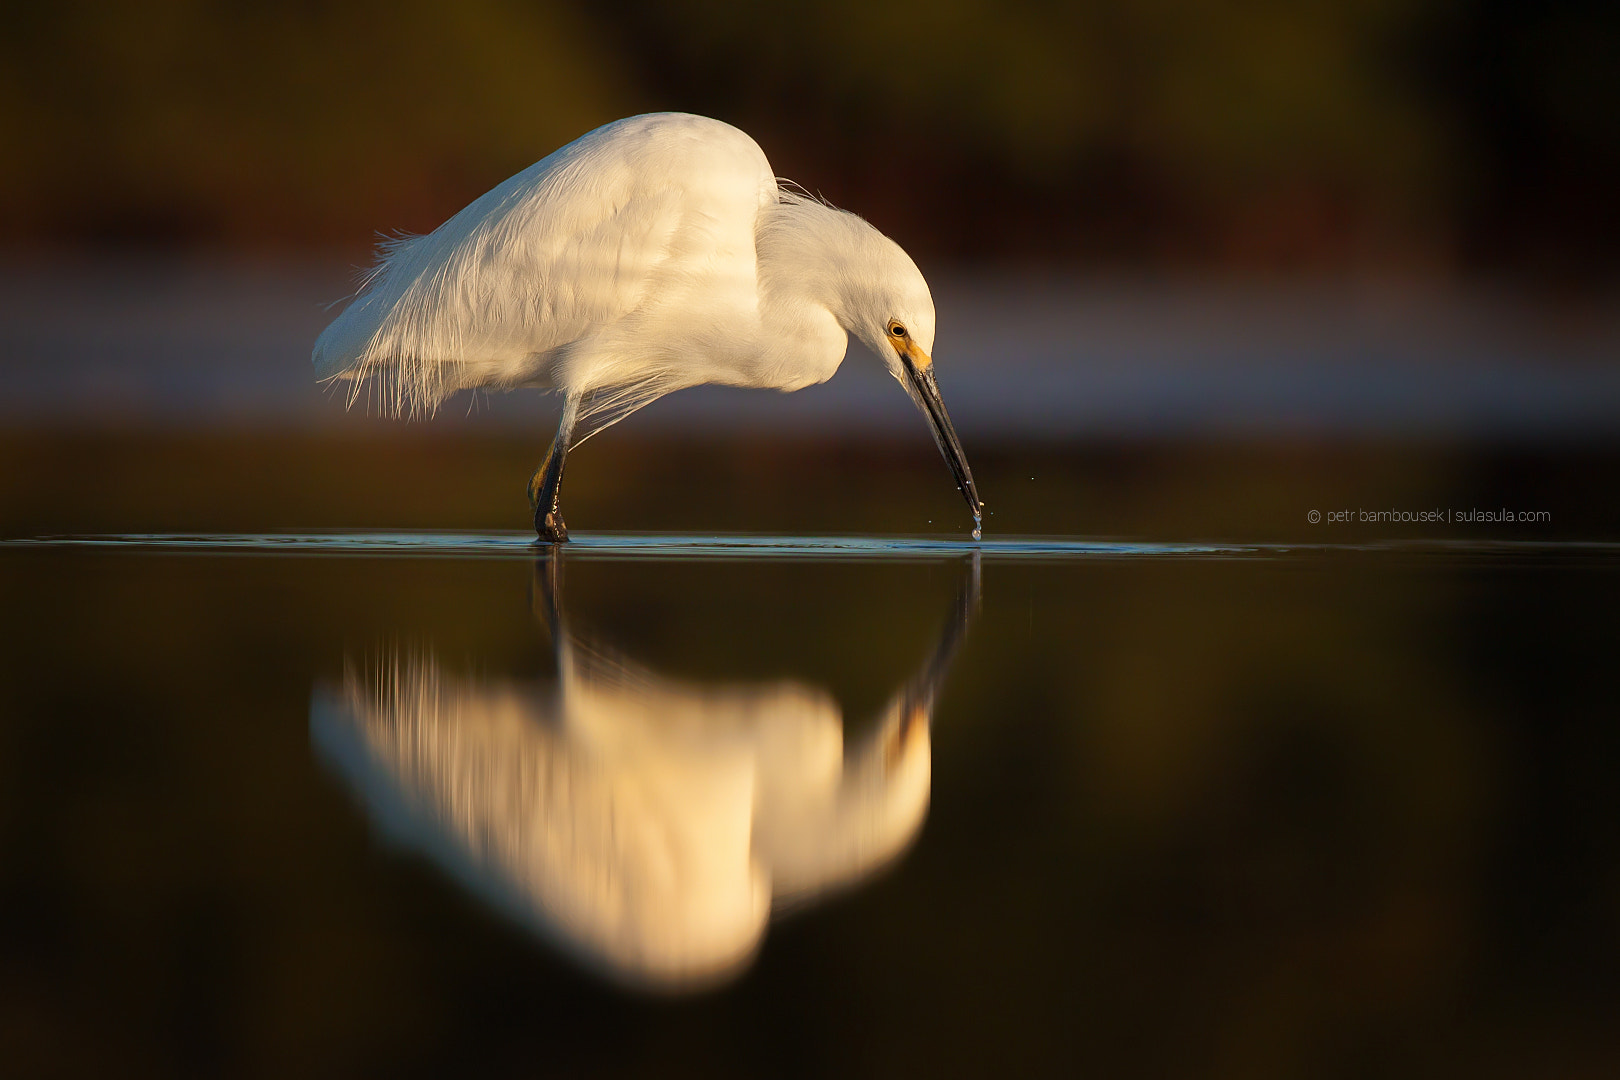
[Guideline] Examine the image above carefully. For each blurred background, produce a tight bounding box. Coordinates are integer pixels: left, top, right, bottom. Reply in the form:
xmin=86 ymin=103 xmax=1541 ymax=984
xmin=4 ymin=0 xmax=1619 ymax=271
xmin=1 ymin=0 xmax=1617 ymax=538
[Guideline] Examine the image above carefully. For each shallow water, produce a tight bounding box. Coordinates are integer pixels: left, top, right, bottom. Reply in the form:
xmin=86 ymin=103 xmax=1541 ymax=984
xmin=3 ymin=532 xmax=1619 ymax=1075
xmin=12 ymin=530 xmax=1620 ymax=560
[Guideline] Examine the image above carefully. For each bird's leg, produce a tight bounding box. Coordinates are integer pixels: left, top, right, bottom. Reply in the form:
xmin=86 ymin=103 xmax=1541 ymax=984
xmin=529 ymin=437 xmax=570 ymax=542
xmin=529 ymin=547 xmax=564 ymax=650
xmin=529 ymin=394 xmax=580 ymax=543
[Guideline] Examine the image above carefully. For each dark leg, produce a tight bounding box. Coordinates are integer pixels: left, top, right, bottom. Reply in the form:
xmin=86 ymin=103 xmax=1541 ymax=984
xmin=529 ymin=394 xmax=579 ymax=543
xmin=529 ymin=546 xmax=564 ymax=648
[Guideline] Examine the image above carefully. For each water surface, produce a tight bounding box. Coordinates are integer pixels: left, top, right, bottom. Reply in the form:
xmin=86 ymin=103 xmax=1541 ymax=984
xmin=3 ymin=534 xmax=1618 ymax=1075
xmin=12 ymin=530 xmax=1618 ymax=561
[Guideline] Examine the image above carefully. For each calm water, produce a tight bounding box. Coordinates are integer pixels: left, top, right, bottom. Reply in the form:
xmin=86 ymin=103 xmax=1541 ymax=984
xmin=3 ymin=532 xmax=1618 ymax=1076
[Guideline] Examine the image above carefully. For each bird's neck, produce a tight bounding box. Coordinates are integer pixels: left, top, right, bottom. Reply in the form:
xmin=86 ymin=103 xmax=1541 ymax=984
xmin=752 ymin=199 xmax=868 ymax=388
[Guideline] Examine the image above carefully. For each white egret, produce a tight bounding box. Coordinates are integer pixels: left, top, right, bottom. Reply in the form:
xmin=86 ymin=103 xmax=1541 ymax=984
xmin=310 ymin=557 xmax=978 ymax=990
xmin=312 ymin=112 xmax=982 ymax=541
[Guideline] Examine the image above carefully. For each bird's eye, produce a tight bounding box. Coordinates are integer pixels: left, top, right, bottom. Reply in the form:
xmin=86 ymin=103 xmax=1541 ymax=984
xmin=890 ymin=323 xmax=907 ymax=338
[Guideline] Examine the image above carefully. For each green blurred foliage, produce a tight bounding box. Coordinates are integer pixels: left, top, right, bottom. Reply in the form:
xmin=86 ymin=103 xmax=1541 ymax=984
xmin=0 ymin=0 xmax=629 ymax=241
xmin=0 ymin=0 xmax=1615 ymax=268
xmin=622 ymin=0 xmax=1456 ymax=264
xmin=641 ymin=0 xmax=1438 ymax=190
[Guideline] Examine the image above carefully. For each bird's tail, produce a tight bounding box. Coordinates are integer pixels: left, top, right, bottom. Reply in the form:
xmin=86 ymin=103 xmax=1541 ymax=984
xmin=311 ymin=234 xmax=459 ymax=418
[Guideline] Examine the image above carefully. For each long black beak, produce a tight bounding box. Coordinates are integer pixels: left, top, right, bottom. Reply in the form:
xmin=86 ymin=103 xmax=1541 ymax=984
xmin=902 ymin=355 xmax=983 ymax=539
xmin=881 ymin=552 xmax=981 ymax=762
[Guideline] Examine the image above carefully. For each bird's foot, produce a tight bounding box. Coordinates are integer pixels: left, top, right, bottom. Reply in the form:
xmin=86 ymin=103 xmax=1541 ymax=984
xmin=536 ymin=507 xmax=570 ymax=544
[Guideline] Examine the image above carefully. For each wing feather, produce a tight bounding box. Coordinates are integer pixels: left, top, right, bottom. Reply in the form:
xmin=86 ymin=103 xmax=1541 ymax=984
xmin=313 ymin=114 xmax=776 ymax=418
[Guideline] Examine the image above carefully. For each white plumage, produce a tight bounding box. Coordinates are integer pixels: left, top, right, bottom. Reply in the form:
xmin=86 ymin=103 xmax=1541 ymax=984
xmin=308 ymin=557 xmax=978 ymax=991
xmin=313 ymin=112 xmax=982 ymax=540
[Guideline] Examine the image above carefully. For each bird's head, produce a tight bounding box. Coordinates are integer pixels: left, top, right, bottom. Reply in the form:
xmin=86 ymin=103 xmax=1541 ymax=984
xmin=845 ymin=234 xmax=982 ymax=530
xmin=841 ymin=235 xmax=937 ymax=376
xmin=763 ymin=194 xmax=983 ymax=533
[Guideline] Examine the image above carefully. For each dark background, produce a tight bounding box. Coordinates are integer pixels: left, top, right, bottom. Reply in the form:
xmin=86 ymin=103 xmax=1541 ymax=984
xmin=2 ymin=0 xmax=1616 ymax=279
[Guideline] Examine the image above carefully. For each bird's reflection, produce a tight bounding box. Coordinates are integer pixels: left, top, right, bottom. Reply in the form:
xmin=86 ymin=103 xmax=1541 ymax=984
xmin=311 ymin=556 xmax=978 ymax=991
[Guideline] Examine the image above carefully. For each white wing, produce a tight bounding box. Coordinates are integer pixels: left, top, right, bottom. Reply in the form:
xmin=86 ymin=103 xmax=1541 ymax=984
xmin=312 ymin=113 xmax=777 ymax=419
xmin=310 ymin=650 xmax=775 ymax=990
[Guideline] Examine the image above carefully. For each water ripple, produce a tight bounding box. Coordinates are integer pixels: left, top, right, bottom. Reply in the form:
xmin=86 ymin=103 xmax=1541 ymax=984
xmin=5 ymin=532 xmax=1617 ymax=562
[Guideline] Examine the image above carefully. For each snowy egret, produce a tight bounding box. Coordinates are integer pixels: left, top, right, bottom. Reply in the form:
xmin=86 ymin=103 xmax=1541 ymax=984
xmin=310 ymin=555 xmax=978 ymax=989
xmin=312 ymin=112 xmax=983 ymax=541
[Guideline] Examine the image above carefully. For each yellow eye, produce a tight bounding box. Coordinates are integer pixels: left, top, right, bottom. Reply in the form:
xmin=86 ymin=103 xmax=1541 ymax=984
xmin=889 ymin=323 xmax=908 ymax=339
